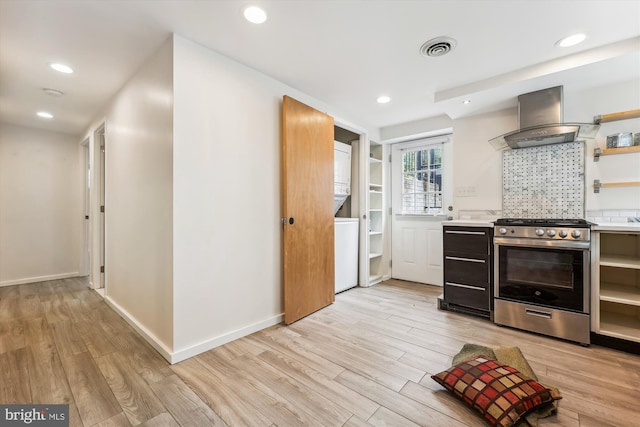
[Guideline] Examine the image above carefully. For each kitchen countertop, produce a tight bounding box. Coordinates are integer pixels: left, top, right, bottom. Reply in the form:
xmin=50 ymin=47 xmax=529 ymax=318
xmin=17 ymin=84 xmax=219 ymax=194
xmin=442 ymin=219 xmax=495 ymax=227
xmin=442 ymin=220 xmax=640 ymax=231
xmin=591 ymin=223 xmax=640 ymax=232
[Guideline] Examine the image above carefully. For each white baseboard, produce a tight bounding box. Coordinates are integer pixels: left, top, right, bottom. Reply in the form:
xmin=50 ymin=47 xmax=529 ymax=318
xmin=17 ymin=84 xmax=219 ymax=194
xmin=170 ymin=314 xmax=283 ymax=364
xmin=103 ymin=294 xmax=283 ymax=364
xmin=103 ymin=295 xmax=174 ymax=362
xmin=0 ymin=272 xmax=80 ymax=287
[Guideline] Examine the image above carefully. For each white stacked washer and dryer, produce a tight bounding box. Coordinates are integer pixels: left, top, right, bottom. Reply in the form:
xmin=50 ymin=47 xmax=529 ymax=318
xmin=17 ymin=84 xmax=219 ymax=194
xmin=334 ymin=141 xmax=359 ymax=293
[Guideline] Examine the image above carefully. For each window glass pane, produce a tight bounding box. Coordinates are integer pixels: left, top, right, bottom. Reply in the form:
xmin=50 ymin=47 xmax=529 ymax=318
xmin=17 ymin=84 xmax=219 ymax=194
xmin=396 ymin=142 xmax=445 ymax=215
xmin=416 ymin=172 xmax=428 ymax=191
xmin=428 ymin=171 xmax=441 ymax=191
xmin=402 ymin=194 xmax=415 ymax=211
xmin=403 ymin=152 xmax=415 ymax=173
xmin=416 ymin=150 xmax=428 ymax=171
xmin=403 ymin=173 xmax=414 ymax=191
xmin=424 ymin=192 xmax=442 ymax=209
xmin=429 ymin=147 xmax=442 ymax=168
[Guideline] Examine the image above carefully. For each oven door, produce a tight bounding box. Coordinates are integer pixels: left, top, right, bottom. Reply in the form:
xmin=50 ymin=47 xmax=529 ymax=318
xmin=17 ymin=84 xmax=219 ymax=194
xmin=494 ymin=238 xmax=589 ymax=313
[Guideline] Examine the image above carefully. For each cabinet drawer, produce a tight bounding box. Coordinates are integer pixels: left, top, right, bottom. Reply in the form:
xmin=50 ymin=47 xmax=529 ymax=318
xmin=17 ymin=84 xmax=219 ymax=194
xmin=443 ymin=227 xmax=491 ymax=256
xmin=444 ymin=282 xmax=490 ymax=311
xmin=444 ymin=255 xmax=490 ymax=287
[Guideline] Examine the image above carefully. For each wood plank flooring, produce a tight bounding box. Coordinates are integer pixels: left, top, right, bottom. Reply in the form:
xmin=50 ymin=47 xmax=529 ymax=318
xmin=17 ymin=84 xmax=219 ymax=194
xmin=1 ymin=277 xmax=639 ymax=426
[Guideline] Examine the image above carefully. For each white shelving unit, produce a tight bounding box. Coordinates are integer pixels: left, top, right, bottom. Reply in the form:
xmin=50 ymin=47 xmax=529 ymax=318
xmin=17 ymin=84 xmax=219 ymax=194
xmin=591 ymin=230 xmax=640 ymax=343
xmin=368 ymin=142 xmax=385 ymax=285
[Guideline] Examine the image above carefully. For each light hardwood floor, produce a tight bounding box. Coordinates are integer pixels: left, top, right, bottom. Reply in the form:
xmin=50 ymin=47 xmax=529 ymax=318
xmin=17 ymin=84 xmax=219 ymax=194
xmin=1 ymin=277 xmax=639 ymax=426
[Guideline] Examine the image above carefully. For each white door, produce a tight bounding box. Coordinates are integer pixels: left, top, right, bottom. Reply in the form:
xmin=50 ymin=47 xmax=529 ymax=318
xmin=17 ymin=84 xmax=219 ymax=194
xmin=390 ymin=136 xmax=452 ymax=285
xmin=392 ymin=216 xmax=443 ymax=284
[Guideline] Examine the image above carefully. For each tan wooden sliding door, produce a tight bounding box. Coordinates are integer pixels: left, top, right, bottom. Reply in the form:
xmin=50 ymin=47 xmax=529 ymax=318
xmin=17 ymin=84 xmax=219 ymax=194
xmin=282 ymin=95 xmax=335 ymax=324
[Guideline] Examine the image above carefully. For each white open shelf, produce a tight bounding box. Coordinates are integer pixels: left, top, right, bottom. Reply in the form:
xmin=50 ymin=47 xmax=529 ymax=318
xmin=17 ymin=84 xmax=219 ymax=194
xmin=600 ymin=254 xmax=640 ymax=270
xmin=599 ymin=311 xmax=640 ymax=343
xmin=600 ymin=283 xmax=640 ymax=307
xmin=368 ymin=274 xmax=383 ymax=285
xmin=367 ymin=141 xmax=386 ymax=286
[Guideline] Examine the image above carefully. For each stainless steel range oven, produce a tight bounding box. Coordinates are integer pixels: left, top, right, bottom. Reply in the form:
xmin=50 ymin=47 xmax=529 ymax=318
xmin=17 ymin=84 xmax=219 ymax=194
xmin=493 ymin=218 xmax=591 ymax=345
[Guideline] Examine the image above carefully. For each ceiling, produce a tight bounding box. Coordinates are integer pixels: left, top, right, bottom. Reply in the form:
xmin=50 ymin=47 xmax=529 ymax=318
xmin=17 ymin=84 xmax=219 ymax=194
xmin=1 ymin=0 xmax=639 ymax=137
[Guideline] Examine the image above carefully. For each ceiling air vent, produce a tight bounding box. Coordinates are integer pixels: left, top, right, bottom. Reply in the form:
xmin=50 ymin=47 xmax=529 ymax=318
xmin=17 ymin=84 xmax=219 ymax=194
xmin=420 ymin=36 xmax=457 ymax=57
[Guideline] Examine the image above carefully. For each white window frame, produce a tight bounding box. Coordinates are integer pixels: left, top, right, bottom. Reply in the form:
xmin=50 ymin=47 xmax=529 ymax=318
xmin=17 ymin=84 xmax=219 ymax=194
xmin=391 ymin=135 xmax=452 ymax=217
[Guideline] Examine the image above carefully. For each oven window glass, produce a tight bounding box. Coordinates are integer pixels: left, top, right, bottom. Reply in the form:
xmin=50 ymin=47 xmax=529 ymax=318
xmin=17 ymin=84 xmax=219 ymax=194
xmin=497 ymin=245 xmax=586 ymax=312
xmin=505 ymin=249 xmax=574 ymax=289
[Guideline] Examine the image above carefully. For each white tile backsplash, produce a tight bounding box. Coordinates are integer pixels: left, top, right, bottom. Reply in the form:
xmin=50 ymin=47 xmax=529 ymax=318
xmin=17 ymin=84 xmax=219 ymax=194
xmin=586 ymin=209 xmax=640 ymax=223
xmin=502 ymin=142 xmax=585 ymax=218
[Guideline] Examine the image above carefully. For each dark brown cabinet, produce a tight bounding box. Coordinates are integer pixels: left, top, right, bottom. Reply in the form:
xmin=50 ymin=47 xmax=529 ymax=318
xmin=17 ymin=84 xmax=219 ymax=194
xmin=440 ymin=225 xmax=494 ymax=319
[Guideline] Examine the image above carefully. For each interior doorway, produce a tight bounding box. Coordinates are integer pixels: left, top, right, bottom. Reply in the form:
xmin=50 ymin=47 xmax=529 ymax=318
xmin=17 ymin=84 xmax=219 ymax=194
xmin=86 ymin=124 xmax=106 ymax=290
xmin=82 ymin=139 xmax=90 ymax=277
xmin=97 ymin=126 xmax=106 ymax=288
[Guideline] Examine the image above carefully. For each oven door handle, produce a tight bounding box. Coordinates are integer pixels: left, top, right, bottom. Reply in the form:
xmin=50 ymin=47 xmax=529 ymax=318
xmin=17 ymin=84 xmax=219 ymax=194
xmin=493 ymin=237 xmax=590 ymax=250
xmin=525 ymin=308 xmax=552 ymax=319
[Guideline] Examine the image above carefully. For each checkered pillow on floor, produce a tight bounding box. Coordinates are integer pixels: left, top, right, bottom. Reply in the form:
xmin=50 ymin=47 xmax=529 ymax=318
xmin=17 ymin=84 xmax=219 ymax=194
xmin=432 ymin=356 xmax=559 ymax=427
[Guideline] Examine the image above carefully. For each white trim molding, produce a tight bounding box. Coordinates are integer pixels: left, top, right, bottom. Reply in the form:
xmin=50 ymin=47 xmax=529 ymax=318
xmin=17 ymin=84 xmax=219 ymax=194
xmin=170 ymin=315 xmax=284 ymax=364
xmin=103 ymin=295 xmax=174 ymax=361
xmin=104 ymin=293 xmax=284 ymax=364
xmin=0 ymin=272 xmax=81 ymax=287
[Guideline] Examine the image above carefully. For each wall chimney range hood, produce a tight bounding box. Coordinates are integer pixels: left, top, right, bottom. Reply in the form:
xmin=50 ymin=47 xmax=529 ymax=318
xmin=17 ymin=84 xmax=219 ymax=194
xmin=489 ymin=86 xmax=599 ymax=150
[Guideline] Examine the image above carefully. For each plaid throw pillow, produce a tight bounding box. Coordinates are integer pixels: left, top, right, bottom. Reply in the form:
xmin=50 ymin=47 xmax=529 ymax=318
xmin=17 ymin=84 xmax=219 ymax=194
xmin=431 ymin=356 xmax=559 ymax=427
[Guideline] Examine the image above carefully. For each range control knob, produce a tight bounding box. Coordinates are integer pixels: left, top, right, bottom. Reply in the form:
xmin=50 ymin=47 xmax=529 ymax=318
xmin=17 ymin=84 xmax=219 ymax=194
xmin=571 ymin=230 xmax=582 ymax=239
xmin=547 ymin=229 xmax=556 ymax=237
xmin=535 ymin=228 xmax=545 ymax=236
xmin=499 ymin=227 xmax=508 ymax=235
xmin=559 ymin=230 xmax=568 ymax=238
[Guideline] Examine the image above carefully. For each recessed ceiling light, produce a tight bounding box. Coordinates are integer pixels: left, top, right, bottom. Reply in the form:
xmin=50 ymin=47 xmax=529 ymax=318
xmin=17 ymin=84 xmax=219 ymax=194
xmin=37 ymin=111 xmax=53 ymax=119
xmin=463 ymin=99 xmax=471 ymax=105
xmin=556 ymin=33 xmax=586 ymax=48
xmin=376 ymin=96 xmax=391 ymax=104
xmin=49 ymin=63 xmax=74 ymax=74
xmin=43 ymin=88 xmax=64 ymax=97
xmin=243 ymin=6 xmax=267 ymax=24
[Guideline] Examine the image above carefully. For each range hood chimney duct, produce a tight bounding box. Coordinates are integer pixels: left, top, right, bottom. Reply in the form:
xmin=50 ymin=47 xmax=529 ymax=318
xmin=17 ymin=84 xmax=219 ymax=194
xmin=489 ymin=86 xmax=599 ymax=150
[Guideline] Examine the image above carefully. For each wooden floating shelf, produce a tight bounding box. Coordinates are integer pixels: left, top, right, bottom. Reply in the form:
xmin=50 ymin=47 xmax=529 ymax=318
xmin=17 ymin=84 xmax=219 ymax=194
xmin=594 ymin=179 xmax=640 ymax=193
xmin=594 ymin=109 xmax=640 ymax=124
xmin=594 ymin=145 xmax=640 ymax=161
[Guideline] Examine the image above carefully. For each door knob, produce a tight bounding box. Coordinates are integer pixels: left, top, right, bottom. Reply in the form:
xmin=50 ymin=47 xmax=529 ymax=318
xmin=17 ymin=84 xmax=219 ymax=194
xmin=289 ymin=217 xmax=295 ymax=225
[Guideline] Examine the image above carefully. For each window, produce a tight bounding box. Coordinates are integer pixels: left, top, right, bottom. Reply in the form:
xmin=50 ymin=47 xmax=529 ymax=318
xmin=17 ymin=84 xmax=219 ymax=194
xmin=392 ymin=137 xmax=450 ymax=216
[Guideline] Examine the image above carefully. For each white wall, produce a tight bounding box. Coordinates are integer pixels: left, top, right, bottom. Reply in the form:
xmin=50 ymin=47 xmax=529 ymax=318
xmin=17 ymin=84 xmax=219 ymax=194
xmin=77 ymin=33 xmax=376 ymax=362
xmin=171 ymin=34 xmax=376 ymax=361
xmin=450 ymin=108 xmax=515 ymax=215
xmin=0 ymin=123 xmax=82 ymax=286
xmin=569 ymin=79 xmax=640 ymax=213
xmin=381 ymin=79 xmax=640 ymax=219
xmin=82 ymin=38 xmax=175 ymax=353
xmin=172 ymin=34 xmax=281 ymax=358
